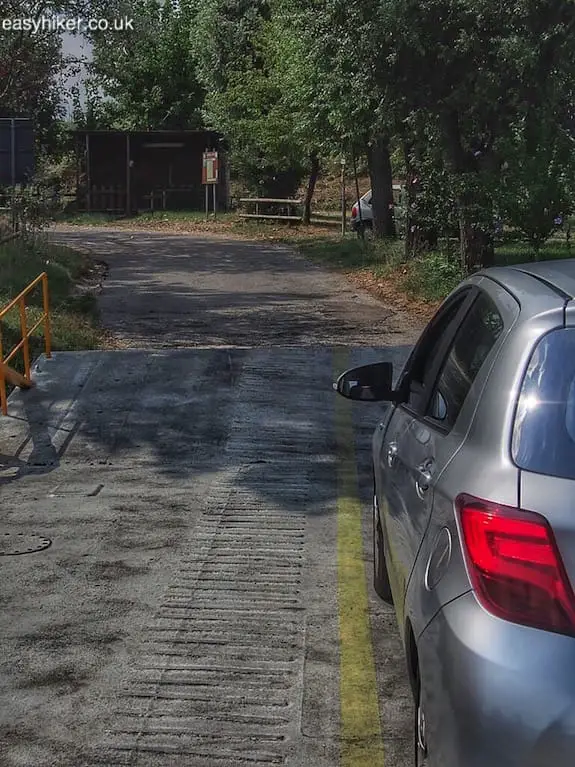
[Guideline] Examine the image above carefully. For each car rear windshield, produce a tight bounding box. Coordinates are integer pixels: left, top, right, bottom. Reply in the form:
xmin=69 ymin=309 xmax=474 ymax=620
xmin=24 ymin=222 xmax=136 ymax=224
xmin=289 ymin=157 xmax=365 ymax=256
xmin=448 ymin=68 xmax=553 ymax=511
xmin=512 ymin=328 xmax=575 ymax=479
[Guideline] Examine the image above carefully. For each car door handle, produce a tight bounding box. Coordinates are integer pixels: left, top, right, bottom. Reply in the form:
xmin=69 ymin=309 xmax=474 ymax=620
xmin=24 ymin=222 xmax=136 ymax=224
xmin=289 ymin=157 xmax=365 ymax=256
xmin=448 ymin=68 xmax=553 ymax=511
xmin=386 ymin=442 xmax=398 ymax=468
xmin=414 ymin=461 xmax=434 ymax=498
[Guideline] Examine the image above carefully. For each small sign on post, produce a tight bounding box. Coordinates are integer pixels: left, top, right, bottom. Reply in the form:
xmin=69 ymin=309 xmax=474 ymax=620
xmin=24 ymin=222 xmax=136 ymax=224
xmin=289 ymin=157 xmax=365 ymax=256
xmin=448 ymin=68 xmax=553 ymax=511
xmin=202 ymin=150 xmax=219 ymax=219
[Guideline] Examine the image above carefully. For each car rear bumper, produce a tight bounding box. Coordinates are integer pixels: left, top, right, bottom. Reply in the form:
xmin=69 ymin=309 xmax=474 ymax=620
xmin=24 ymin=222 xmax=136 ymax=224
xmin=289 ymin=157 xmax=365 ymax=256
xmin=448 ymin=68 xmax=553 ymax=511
xmin=350 ymin=217 xmax=371 ymax=231
xmin=419 ymin=590 xmax=575 ymax=767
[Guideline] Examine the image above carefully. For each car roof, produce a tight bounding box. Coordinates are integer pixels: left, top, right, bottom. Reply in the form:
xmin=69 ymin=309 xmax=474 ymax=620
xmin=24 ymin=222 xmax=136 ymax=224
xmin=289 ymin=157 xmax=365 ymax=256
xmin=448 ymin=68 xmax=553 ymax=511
xmin=479 ymin=259 xmax=575 ymax=303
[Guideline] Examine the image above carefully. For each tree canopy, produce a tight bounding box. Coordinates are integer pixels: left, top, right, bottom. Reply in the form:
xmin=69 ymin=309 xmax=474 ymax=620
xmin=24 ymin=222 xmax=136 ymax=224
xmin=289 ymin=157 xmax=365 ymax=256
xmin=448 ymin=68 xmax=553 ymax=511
xmin=4 ymin=0 xmax=575 ymax=269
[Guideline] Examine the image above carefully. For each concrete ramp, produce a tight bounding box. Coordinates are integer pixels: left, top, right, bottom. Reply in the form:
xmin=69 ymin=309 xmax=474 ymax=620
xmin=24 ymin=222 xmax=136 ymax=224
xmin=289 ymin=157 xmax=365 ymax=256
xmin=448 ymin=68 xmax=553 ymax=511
xmin=0 ymin=347 xmax=412 ymax=767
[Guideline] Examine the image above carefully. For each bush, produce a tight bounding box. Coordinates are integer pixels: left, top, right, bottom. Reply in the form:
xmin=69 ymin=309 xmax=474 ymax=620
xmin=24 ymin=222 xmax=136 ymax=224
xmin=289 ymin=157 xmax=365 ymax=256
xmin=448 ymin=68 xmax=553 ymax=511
xmin=1 ymin=183 xmax=64 ymax=235
xmin=402 ymin=252 xmax=464 ymax=302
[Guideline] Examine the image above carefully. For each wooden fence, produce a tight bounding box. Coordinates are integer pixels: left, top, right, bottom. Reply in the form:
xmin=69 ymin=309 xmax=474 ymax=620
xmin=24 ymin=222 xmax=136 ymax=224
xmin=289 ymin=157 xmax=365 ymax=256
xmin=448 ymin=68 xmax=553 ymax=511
xmin=79 ymin=185 xmax=127 ymax=213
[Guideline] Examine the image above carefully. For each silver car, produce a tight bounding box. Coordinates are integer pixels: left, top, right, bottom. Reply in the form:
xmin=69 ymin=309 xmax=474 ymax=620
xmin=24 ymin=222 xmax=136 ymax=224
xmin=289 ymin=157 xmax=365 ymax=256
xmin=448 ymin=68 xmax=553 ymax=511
xmin=350 ymin=184 xmax=404 ymax=233
xmin=335 ymin=260 xmax=575 ymax=766
xmin=350 ymin=190 xmax=373 ymax=232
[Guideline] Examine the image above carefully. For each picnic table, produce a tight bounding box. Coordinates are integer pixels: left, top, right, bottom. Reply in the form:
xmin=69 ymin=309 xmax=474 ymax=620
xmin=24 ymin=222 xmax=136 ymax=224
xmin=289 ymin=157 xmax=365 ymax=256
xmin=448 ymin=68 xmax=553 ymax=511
xmin=238 ymin=198 xmax=303 ymax=222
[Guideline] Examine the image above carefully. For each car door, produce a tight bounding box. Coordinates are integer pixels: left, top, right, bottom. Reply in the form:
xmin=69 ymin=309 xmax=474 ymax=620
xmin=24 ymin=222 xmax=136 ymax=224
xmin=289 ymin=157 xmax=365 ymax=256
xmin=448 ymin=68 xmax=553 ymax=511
xmin=375 ymin=287 xmax=477 ymax=628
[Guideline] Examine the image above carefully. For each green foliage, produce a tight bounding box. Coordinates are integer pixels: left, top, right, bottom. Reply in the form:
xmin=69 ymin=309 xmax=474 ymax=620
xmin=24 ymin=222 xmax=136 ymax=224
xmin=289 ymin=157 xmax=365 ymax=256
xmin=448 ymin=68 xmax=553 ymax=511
xmin=194 ymin=0 xmax=272 ymax=92
xmin=70 ymin=79 xmax=115 ymax=130
xmin=381 ymin=0 xmax=575 ymax=267
xmin=195 ymin=0 xmax=308 ymax=195
xmin=495 ymin=118 xmax=575 ymax=252
xmin=88 ymin=0 xmax=205 ymax=129
xmin=33 ymin=151 xmax=76 ymax=196
xmin=402 ymin=252 xmax=465 ymax=302
xmin=2 ymin=184 xmax=63 ymax=234
xmin=202 ymin=66 xmax=306 ymax=195
xmin=403 ymin=119 xmax=460 ymax=239
xmin=0 ymin=1 xmax=67 ymax=152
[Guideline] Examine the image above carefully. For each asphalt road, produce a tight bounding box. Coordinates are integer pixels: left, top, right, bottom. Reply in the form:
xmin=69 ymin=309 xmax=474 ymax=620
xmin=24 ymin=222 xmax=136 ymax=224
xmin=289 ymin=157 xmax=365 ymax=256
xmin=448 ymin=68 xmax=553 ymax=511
xmin=50 ymin=227 xmax=421 ymax=348
xmin=0 ymin=230 xmax=419 ymax=766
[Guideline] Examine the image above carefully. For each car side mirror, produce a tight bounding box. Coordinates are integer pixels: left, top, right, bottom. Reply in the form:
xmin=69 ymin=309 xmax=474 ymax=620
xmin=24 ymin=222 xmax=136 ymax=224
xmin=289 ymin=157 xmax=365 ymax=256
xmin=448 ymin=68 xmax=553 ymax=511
xmin=333 ymin=362 xmax=399 ymax=402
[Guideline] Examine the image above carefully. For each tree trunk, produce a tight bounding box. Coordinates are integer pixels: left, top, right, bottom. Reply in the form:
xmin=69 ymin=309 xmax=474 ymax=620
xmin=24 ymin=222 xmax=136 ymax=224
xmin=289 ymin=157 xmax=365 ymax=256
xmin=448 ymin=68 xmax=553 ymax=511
xmin=403 ymin=138 xmax=438 ymax=259
xmin=441 ymin=110 xmax=494 ymax=272
xmin=458 ymin=206 xmax=495 ymax=271
xmin=302 ymin=151 xmax=320 ymax=225
xmin=367 ymin=136 xmax=396 ymax=238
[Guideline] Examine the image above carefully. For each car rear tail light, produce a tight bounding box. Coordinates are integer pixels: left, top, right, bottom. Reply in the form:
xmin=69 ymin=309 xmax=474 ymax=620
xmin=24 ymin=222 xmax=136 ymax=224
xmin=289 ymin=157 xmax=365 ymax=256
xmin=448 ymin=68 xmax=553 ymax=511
xmin=456 ymin=494 xmax=575 ymax=637
xmin=351 ymin=204 xmax=358 ymax=218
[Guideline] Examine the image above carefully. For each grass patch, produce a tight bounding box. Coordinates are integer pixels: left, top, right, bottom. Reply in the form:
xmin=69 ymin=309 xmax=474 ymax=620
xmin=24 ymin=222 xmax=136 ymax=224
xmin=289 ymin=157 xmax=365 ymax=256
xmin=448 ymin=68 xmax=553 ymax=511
xmin=394 ymin=240 xmax=575 ymax=303
xmin=57 ymin=209 xmax=343 ymax=240
xmin=296 ymin=235 xmax=404 ymax=274
xmin=0 ymin=235 xmax=103 ymax=377
xmin=58 ymin=209 xmax=238 ymax=226
xmin=128 ymin=210 xmax=237 ymax=225
xmin=296 ymin=232 xmax=575 ymax=307
xmin=56 ymin=211 xmax=125 ymax=225
xmin=495 ymin=240 xmax=573 ymax=265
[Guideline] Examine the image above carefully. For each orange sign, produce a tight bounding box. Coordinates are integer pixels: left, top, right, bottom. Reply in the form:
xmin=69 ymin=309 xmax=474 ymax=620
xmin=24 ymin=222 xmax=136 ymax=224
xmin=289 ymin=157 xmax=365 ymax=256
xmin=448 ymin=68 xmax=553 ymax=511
xmin=202 ymin=151 xmax=219 ymax=184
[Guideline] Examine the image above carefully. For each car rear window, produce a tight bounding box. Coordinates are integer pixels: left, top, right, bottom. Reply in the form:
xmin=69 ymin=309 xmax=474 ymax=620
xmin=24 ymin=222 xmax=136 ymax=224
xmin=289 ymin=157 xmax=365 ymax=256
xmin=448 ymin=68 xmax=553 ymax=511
xmin=512 ymin=328 xmax=575 ymax=479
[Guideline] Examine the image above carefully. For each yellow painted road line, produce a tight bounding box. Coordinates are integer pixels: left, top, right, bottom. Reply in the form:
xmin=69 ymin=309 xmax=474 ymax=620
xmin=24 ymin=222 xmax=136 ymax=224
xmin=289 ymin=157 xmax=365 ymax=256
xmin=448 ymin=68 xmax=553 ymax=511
xmin=334 ymin=348 xmax=385 ymax=767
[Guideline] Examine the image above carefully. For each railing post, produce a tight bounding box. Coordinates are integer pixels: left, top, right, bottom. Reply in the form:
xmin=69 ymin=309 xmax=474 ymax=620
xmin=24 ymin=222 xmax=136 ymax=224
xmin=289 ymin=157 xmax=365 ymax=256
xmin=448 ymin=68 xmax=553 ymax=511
xmin=0 ymin=272 xmax=51 ymax=415
xmin=0 ymin=330 xmax=6 ymax=416
xmin=42 ymin=273 xmax=52 ymax=358
xmin=19 ymin=297 xmax=31 ymax=380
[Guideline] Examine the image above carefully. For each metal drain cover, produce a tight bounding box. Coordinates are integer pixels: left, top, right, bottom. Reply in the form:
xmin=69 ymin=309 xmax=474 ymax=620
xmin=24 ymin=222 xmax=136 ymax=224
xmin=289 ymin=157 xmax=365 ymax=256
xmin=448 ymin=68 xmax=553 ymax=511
xmin=0 ymin=532 xmax=52 ymax=556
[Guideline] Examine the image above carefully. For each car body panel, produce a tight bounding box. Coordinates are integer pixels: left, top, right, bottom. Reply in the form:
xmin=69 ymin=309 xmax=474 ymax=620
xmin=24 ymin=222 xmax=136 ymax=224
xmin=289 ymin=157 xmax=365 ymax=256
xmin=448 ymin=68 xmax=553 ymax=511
xmin=520 ymin=471 xmax=575 ymax=594
xmin=505 ymin=259 xmax=575 ymax=299
xmin=350 ymin=186 xmax=404 ymax=230
xmin=418 ymin=591 xmax=575 ymax=767
xmin=376 ymin=407 xmax=437 ymax=633
xmin=565 ymin=300 xmax=575 ymax=325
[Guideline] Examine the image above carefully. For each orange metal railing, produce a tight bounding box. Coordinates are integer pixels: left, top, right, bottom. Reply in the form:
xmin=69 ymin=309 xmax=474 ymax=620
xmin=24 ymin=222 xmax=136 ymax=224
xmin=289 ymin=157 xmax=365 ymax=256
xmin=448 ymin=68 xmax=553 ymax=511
xmin=0 ymin=272 xmax=51 ymax=415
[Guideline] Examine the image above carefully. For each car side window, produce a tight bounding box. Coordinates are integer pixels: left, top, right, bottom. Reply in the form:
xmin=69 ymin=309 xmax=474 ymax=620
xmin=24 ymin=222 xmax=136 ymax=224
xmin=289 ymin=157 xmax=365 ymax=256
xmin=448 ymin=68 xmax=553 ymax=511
xmin=427 ymin=292 xmax=503 ymax=430
xmin=403 ymin=292 xmax=470 ymax=411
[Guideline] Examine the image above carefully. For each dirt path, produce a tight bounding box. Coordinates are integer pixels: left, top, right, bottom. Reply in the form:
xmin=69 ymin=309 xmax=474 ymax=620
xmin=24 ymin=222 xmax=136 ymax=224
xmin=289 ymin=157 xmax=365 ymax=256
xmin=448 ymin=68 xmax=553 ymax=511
xmin=50 ymin=226 xmax=423 ymax=348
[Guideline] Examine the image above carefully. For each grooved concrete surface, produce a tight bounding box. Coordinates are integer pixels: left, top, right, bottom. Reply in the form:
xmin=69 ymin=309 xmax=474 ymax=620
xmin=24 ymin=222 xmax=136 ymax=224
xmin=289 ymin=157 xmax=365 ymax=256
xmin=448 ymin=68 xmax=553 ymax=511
xmin=0 ymin=346 xmax=413 ymax=767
